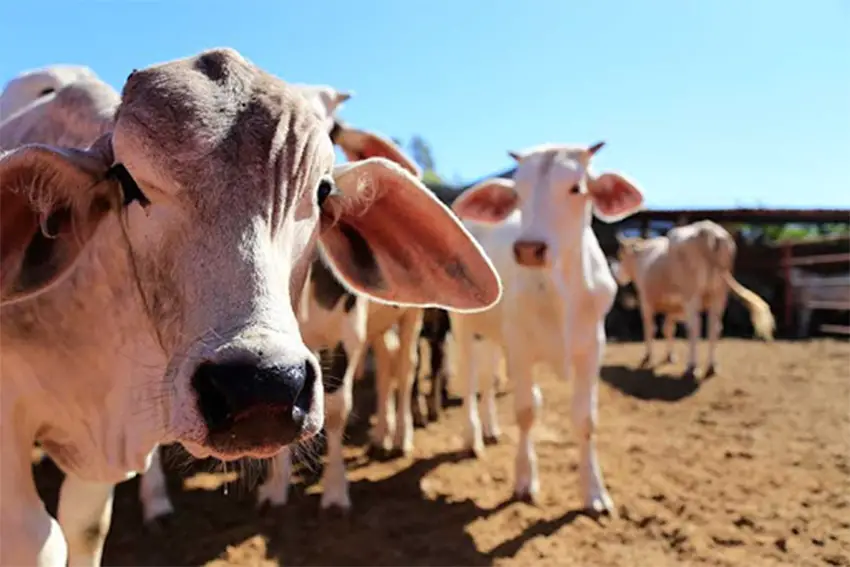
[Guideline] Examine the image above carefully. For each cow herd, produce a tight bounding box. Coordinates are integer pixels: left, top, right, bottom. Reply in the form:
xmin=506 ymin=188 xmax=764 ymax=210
xmin=0 ymin=47 xmax=776 ymax=567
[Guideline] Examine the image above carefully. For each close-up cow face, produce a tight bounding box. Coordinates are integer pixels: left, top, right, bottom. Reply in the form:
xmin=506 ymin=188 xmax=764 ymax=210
xmin=0 ymin=48 xmax=502 ymax=463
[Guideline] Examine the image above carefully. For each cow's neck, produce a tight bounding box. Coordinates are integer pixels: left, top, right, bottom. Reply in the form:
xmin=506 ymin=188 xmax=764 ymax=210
xmin=1 ymin=215 xmax=167 ymax=481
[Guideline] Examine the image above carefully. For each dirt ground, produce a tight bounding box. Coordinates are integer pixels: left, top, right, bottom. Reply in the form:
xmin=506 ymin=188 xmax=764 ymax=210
xmin=34 ymin=338 xmax=850 ymax=566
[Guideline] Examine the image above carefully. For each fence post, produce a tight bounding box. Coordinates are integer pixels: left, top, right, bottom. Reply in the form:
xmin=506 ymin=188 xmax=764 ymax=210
xmin=782 ymin=242 xmax=793 ymax=330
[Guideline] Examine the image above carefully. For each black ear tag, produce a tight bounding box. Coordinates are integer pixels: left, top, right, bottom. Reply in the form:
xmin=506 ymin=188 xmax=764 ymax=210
xmin=107 ymin=163 xmax=150 ymax=208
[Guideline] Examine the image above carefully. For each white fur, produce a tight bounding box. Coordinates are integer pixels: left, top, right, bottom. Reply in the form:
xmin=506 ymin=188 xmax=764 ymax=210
xmin=450 ymin=144 xmax=645 ymax=511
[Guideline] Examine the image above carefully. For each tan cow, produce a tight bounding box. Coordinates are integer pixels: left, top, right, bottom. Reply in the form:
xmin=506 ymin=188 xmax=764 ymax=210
xmin=614 ymin=219 xmax=775 ymax=377
xmin=0 ymin=48 xmax=501 ymax=567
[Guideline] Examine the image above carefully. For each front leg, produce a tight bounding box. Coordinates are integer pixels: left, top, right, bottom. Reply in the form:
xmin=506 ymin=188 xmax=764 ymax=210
xmin=320 ymin=341 xmax=362 ymax=511
xmin=138 ymin=446 xmax=174 ymax=524
xmin=683 ymin=299 xmax=701 ymax=378
xmin=570 ymin=325 xmax=614 ymax=515
xmin=370 ymin=334 xmax=396 ymax=452
xmin=662 ymin=315 xmax=677 ymax=364
xmin=57 ymin=476 xmax=115 ymax=567
xmin=639 ymin=304 xmax=656 ymax=367
xmin=451 ymin=318 xmax=484 ymax=458
xmin=510 ymin=347 xmax=541 ymax=501
xmin=256 ymin=447 xmax=293 ymax=507
xmin=392 ymin=310 xmax=424 ymax=456
xmin=2 ymin=448 xmax=67 ymax=567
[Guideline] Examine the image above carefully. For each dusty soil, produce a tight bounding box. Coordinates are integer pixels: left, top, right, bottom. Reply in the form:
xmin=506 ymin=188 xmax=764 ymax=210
xmin=34 ymin=339 xmax=850 ymax=566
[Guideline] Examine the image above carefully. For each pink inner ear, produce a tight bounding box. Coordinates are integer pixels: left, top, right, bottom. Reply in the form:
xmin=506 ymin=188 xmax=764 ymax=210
xmin=320 ymin=174 xmax=501 ymax=311
xmin=452 ymin=185 xmax=518 ymax=224
xmin=590 ymin=174 xmax=643 ymax=218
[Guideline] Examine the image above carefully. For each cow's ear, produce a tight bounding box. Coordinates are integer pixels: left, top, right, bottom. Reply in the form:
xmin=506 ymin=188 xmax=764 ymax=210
xmin=0 ymin=143 xmax=118 ymax=306
xmin=334 ymin=125 xmax=422 ymax=178
xmin=452 ymin=178 xmax=519 ymax=224
xmin=318 ymin=157 xmax=502 ymax=313
xmin=587 ymin=172 xmax=645 ymax=223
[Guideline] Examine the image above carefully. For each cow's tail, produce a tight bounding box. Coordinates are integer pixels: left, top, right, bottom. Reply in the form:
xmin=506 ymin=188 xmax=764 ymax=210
xmin=721 ymin=272 xmax=776 ymax=341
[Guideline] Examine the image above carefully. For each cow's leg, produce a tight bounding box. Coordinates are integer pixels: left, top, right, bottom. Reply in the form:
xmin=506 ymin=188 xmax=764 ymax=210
xmin=512 ymin=348 xmax=541 ymax=501
xmin=256 ymin=447 xmax=293 ymax=507
xmin=2 ymin=440 xmax=67 ymax=567
xmin=571 ymin=324 xmax=615 ymax=514
xmin=478 ymin=341 xmax=501 ymax=444
xmin=57 ymin=476 xmax=115 ymax=567
xmin=370 ymin=334 xmax=396 ymax=452
xmin=411 ymin=338 xmax=429 ymax=428
xmin=705 ymin=294 xmax=727 ymax=377
xmin=662 ymin=315 xmax=677 ymax=364
xmin=392 ymin=310 xmax=424 ymax=456
xmin=321 ymin=338 xmax=365 ymax=510
xmin=639 ymin=304 xmax=656 ymax=367
xmin=426 ymin=336 xmax=446 ymax=422
xmin=683 ymin=299 xmax=701 ymax=378
xmin=453 ymin=321 xmax=484 ymax=457
xmin=139 ymin=446 xmax=174 ymax=524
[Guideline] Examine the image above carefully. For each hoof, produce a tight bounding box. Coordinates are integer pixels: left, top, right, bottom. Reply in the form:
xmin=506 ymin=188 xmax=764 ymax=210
xmin=412 ymin=413 xmax=427 ymax=429
xmin=483 ymin=434 xmax=500 ymax=446
xmin=365 ymin=444 xmax=388 ymax=460
xmin=683 ymin=365 xmax=697 ymax=380
xmin=319 ymin=502 xmax=351 ymax=518
xmin=639 ymin=354 xmax=652 ymax=368
xmin=663 ymin=353 xmax=676 ymax=364
xmin=461 ymin=444 xmax=485 ymax=460
xmin=584 ymin=497 xmax=616 ymax=520
xmin=705 ymin=364 xmax=718 ymax=378
xmin=513 ymin=489 xmax=539 ymax=505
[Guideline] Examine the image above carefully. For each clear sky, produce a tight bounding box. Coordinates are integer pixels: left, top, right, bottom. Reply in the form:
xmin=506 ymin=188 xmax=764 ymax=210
xmin=2 ymin=1 xmax=848 ymax=210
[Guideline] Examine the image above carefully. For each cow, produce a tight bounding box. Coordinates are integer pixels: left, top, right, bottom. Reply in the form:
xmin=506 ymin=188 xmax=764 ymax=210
xmin=0 ymin=47 xmax=502 ymax=567
xmin=446 ymin=142 xmax=645 ymax=513
xmin=612 ymin=220 xmax=775 ymax=377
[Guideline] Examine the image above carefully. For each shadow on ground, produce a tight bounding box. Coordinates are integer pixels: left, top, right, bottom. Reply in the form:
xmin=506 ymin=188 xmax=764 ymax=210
xmin=600 ymin=365 xmax=701 ymax=402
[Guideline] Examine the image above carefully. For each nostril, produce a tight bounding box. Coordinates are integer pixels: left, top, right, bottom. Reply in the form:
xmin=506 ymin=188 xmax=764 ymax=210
xmin=293 ymin=360 xmax=317 ymax=417
xmin=192 ymin=362 xmax=234 ymax=431
xmin=534 ymin=244 xmax=547 ymax=260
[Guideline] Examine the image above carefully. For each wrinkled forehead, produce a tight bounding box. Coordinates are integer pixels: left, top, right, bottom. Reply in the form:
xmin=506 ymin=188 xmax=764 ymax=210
xmin=114 ymin=48 xmax=334 ymax=184
xmin=513 ymin=146 xmax=591 ymax=189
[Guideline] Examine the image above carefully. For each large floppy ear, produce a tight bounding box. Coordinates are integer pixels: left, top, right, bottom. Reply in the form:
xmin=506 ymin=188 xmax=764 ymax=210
xmin=0 ymin=142 xmax=118 ymax=306
xmin=333 ymin=124 xmax=422 ymax=178
xmin=318 ymin=157 xmax=502 ymax=313
xmin=587 ymin=172 xmax=645 ymax=223
xmin=451 ymin=178 xmax=519 ymax=224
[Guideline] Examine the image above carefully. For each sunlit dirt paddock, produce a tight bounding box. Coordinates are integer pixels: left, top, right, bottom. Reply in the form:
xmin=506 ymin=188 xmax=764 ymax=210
xmin=33 ymin=339 xmax=849 ymax=566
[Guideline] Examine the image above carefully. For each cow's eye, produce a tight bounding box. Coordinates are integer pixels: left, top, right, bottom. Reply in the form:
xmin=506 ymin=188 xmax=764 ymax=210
xmin=569 ymin=184 xmax=581 ymax=194
xmin=39 ymin=87 xmax=55 ymax=97
xmin=317 ymin=178 xmax=334 ymax=208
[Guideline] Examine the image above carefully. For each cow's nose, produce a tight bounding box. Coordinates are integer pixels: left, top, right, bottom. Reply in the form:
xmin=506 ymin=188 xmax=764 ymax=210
xmin=191 ymin=357 xmax=319 ymax=453
xmin=513 ymin=240 xmax=548 ymax=267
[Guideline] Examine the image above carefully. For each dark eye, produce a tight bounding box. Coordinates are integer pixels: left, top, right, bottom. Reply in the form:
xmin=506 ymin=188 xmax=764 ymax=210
xmin=569 ymin=184 xmax=581 ymax=194
xmin=38 ymin=87 xmax=55 ymax=97
xmin=317 ymin=178 xmax=334 ymax=208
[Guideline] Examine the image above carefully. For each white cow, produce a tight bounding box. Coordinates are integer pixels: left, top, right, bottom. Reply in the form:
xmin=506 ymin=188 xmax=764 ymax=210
xmin=0 ymin=48 xmax=502 ymax=567
xmin=613 ymin=220 xmax=775 ymax=376
xmin=448 ymin=142 xmax=645 ymax=512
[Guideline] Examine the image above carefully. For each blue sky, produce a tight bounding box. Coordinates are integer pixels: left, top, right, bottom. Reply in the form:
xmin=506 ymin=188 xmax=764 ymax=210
xmin=2 ymin=1 xmax=848 ymax=210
